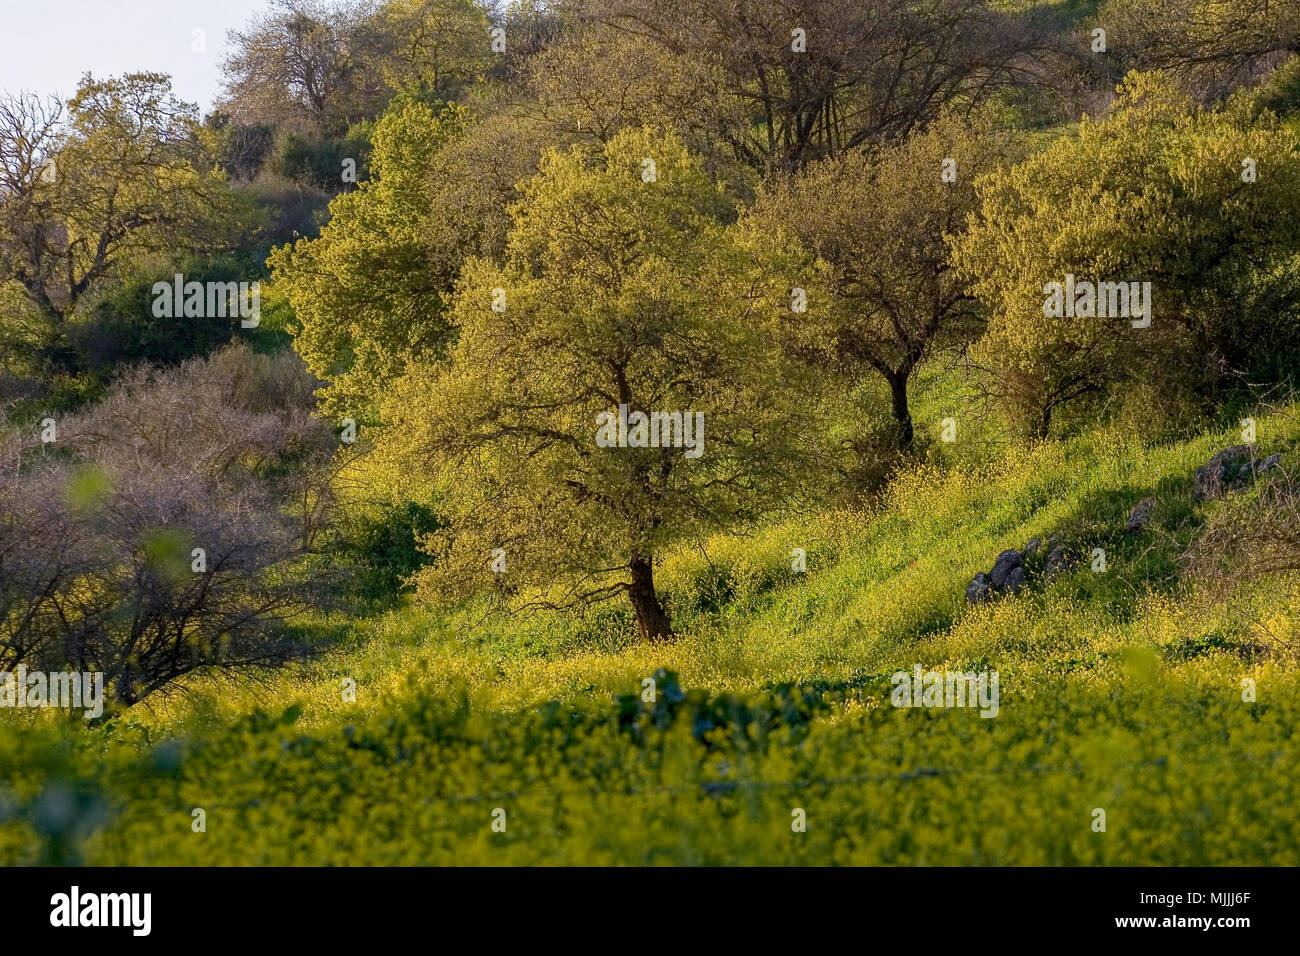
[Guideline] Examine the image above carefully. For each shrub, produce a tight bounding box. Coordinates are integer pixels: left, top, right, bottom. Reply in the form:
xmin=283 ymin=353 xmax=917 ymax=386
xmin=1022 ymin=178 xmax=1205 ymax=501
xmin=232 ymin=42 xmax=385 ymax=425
xmin=0 ymin=345 xmax=338 ymax=707
xmin=328 ymin=500 xmax=442 ymax=606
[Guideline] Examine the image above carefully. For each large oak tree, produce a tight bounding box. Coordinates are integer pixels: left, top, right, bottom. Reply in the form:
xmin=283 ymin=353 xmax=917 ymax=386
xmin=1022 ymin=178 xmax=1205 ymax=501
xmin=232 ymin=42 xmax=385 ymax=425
xmin=387 ymin=127 xmax=827 ymax=639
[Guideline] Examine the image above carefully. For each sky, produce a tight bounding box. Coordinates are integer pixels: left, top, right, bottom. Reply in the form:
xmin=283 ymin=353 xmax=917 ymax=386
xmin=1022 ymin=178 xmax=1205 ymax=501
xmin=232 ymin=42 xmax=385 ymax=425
xmin=0 ymin=0 xmax=271 ymax=114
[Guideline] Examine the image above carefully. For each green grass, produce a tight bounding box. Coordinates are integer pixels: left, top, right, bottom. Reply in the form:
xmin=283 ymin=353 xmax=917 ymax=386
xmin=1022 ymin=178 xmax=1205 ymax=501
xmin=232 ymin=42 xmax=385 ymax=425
xmin=3 ymin=399 xmax=1299 ymax=865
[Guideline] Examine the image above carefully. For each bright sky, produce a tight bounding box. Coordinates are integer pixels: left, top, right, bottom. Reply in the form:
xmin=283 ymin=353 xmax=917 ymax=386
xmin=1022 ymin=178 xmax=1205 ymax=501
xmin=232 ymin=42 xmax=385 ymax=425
xmin=0 ymin=0 xmax=272 ymax=114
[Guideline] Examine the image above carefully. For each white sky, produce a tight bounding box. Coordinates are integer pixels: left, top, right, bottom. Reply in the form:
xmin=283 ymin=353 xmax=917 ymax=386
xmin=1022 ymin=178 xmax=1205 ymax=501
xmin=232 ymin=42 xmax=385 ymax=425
xmin=0 ymin=0 xmax=272 ymax=114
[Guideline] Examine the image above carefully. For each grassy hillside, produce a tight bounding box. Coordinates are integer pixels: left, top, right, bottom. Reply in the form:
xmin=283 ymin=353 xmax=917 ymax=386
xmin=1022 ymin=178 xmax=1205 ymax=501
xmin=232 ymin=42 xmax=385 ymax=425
xmin=2 ymin=398 xmax=1298 ymax=865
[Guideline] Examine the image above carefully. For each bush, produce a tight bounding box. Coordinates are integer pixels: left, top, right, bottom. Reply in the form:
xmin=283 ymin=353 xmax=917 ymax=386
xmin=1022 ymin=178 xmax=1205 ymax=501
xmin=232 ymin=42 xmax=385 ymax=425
xmin=68 ymin=266 xmax=241 ymax=378
xmin=0 ymin=345 xmax=338 ymax=707
xmin=266 ymin=127 xmax=371 ymax=192
xmin=328 ymin=500 xmax=442 ymax=607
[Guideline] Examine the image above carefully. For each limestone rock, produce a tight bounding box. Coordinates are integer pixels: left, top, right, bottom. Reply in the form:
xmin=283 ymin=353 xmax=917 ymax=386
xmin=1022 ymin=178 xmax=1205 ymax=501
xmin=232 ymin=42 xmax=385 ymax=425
xmin=989 ymin=549 xmax=1023 ymax=589
xmin=1126 ymin=496 xmax=1156 ymax=534
xmin=1194 ymin=445 xmax=1259 ymax=501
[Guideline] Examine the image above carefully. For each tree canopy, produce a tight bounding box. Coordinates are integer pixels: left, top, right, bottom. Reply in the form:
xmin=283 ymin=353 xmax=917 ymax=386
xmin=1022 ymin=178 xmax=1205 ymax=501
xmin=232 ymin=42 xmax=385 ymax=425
xmin=386 ymin=126 xmax=828 ymax=638
xmin=955 ymin=72 xmax=1300 ymax=436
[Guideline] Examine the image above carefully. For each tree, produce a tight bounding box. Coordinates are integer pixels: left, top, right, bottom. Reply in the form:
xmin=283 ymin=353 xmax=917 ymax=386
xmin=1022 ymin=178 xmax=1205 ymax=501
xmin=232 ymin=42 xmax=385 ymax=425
xmin=0 ymin=91 xmax=64 ymax=390
xmin=270 ymin=98 xmax=553 ymax=417
xmin=221 ymin=0 xmax=381 ymax=134
xmin=220 ymin=0 xmax=497 ymax=135
xmin=0 ymin=74 xmax=251 ymax=359
xmin=577 ymin=0 xmax=1047 ymax=171
xmin=954 ymin=72 xmax=1300 ymax=437
xmin=1098 ymin=0 xmax=1300 ymax=102
xmin=366 ymin=0 xmax=496 ymax=102
xmin=737 ymin=110 xmax=1017 ymax=449
xmin=387 ymin=127 xmax=827 ymax=640
xmin=0 ymin=91 xmax=63 ymax=248
xmin=523 ymin=19 xmax=716 ymax=144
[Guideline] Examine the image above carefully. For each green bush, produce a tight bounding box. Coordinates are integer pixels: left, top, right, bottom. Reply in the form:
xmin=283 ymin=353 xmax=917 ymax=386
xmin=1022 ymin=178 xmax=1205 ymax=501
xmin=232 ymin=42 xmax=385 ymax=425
xmin=330 ymin=501 xmax=442 ymax=607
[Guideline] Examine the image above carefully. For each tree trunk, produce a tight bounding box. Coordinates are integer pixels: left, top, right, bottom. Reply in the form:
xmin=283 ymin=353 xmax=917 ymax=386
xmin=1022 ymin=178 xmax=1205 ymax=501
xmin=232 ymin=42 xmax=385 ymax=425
xmin=887 ymin=371 xmax=914 ymax=449
xmin=628 ymin=556 xmax=672 ymax=642
xmin=115 ymin=667 xmax=138 ymax=706
xmin=1035 ymin=403 xmax=1053 ymax=441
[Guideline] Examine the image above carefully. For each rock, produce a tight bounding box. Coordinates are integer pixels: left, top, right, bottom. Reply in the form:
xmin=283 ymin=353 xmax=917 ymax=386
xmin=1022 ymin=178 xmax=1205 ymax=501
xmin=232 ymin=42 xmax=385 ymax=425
xmin=965 ymin=572 xmax=993 ymax=605
xmin=1005 ymin=565 xmax=1027 ymax=595
xmin=1126 ymin=496 xmax=1156 ymax=535
xmin=1193 ymin=445 xmax=1258 ymax=501
xmin=988 ymin=549 xmax=1023 ymax=589
xmin=1260 ymin=453 xmax=1282 ymax=473
xmin=967 ymin=541 xmax=1051 ymax=604
xmin=1044 ymin=545 xmax=1074 ymax=582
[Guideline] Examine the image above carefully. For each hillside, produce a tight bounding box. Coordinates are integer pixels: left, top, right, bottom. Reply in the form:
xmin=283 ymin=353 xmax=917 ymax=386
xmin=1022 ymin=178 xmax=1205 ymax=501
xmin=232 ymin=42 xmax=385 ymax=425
xmin=3 ymin=400 xmax=1297 ymax=865
xmin=5 ymin=0 xmax=1300 ymax=899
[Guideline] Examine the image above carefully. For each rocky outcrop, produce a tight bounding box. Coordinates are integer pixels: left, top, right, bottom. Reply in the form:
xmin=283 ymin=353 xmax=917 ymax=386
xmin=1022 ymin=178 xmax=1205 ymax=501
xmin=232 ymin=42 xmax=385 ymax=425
xmin=964 ymin=446 xmax=1283 ymax=607
xmin=966 ymin=543 xmax=1033 ymax=604
xmin=1193 ymin=445 xmax=1281 ymax=501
